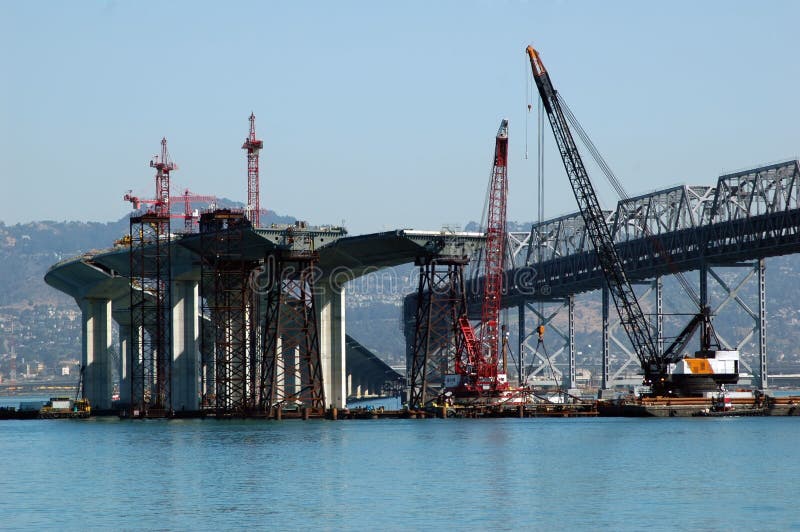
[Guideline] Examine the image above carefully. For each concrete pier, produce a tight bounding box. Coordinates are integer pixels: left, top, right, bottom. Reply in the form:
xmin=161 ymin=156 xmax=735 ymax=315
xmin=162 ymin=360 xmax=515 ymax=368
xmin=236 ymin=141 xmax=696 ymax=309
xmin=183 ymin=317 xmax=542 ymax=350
xmin=172 ymin=280 xmax=200 ymax=412
xmin=117 ymin=323 xmax=133 ymax=406
xmin=319 ymin=281 xmax=346 ymax=409
xmin=81 ymin=298 xmax=113 ymax=410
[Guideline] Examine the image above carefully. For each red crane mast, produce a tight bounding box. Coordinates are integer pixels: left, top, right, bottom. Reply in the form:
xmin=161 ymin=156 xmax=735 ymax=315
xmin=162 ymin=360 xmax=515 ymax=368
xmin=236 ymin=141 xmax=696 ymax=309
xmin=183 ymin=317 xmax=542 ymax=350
xmin=478 ymin=119 xmax=509 ymax=380
xmin=150 ymin=137 xmax=177 ymax=217
xmin=450 ymin=120 xmax=510 ymax=397
xmin=124 ymin=188 xmax=216 ymax=233
xmin=242 ymin=113 xmax=264 ymax=227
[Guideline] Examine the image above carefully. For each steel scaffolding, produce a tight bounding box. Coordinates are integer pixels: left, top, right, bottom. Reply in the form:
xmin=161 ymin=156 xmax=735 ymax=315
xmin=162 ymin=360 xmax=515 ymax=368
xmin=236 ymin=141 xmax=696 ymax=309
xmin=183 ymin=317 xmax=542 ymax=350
xmin=408 ymin=257 xmax=469 ymax=408
xmin=129 ymin=213 xmax=172 ymax=415
xmin=259 ymin=249 xmax=325 ymax=415
xmin=199 ymin=209 xmax=257 ymax=415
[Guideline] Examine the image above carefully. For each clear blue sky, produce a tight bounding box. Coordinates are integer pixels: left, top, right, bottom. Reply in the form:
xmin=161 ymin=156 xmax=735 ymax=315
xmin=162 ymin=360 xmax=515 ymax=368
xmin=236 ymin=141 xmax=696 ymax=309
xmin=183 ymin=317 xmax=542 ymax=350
xmin=2 ymin=1 xmax=799 ymax=234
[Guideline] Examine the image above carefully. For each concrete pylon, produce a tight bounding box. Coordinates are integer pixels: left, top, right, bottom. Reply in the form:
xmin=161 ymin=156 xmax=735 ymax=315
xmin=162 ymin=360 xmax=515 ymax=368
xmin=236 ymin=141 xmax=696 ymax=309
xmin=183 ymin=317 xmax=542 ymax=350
xmin=81 ymin=298 xmax=113 ymax=410
xmin=319 ymin=281 xmax=346 ymax=409
xmin=172 ymin=280 xmax=200 ymax=412
xmin=118 ymin=323 xmax=133 ymax=406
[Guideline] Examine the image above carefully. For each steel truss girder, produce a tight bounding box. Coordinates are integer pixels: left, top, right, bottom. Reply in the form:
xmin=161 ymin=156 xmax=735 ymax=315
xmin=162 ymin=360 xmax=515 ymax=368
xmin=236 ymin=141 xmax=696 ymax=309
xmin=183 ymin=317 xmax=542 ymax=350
xmin=699 ymin=260 xmax=767 ymax=386
xmin=518 ymin=296 xmax=575 ymax=388
xmin=603 ymin=279 xmax=663 ymax=384
xmin=494 ymin=160 xmax=800 ymax=302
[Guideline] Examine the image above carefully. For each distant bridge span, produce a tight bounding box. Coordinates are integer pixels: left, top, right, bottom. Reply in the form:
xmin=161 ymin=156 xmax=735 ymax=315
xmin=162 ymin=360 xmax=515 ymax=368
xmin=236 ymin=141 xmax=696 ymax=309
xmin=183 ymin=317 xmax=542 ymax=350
xmin=488 ymin=159 xmax=800 ymax=303
xmin=409 ymin=160 xmax=800 ymax=393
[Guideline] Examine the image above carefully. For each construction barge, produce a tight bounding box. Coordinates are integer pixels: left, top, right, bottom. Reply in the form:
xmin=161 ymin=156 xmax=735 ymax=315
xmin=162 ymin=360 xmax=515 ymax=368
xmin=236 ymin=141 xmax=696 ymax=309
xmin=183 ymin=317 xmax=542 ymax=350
xmin=597 ymin=392 xmax=800 ymax=417
xmin=0 ymin=397 xmax=91 ymax=420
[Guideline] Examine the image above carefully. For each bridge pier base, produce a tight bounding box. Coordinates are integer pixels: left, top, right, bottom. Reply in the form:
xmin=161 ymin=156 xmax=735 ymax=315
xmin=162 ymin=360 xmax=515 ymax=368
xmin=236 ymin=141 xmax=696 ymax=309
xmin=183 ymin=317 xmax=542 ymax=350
xmin=319 ymin=281 xmax=347 ymax=409
xmin=81 ymin=298 xmax=113 ymax=410
xmin=172 ymin=280 xmax=200 ymax=412
xmin=117 ymin=323 xmax=133 ymax=406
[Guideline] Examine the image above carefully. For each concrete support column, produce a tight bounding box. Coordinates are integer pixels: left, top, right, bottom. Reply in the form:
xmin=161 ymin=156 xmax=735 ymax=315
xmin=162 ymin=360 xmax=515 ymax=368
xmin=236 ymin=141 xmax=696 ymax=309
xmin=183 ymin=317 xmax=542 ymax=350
xmin=172 ymin=280 xmax=200 ymax=411
xmin=276 ymin=336 xmax=284 ymax=401
xmin=201 ymin=316 xmax=215 ymax=405
xmin=293 ymin=345 xmax=302 ymax=399
xmin=118 ymin=323 xmax=133 ymax=406
xmin=81 ymin=298 xmax=113 ymax=410
xmin=319 ymin=281 xmax=347 ymax=409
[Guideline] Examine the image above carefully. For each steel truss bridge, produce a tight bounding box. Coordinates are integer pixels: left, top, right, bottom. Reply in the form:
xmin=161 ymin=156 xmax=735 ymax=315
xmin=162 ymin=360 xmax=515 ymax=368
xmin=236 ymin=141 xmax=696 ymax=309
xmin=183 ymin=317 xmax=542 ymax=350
xmin=458 ymin=159 xmax=800 ymax=391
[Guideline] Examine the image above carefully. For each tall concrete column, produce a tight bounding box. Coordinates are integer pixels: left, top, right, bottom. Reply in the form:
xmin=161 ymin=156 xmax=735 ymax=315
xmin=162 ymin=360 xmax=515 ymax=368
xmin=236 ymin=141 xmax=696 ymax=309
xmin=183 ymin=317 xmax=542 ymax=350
xmin=118 ymin=323 xmax=133 ymax=406
xmin=319 ymin=281 xmax=346 ymax=409
xmin=81 ymin=298 xmax=113 ymax=410
xmin=172 ymin=280 xmax=200 ymax=411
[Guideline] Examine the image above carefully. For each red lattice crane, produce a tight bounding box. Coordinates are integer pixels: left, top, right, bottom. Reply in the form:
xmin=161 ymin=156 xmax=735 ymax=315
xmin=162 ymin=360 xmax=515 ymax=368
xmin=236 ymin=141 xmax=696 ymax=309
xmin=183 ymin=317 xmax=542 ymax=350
xmin=242 ymin=113 xmax=264 ymax=227
xmin=450 ymin=119 xmax=510 ymax=396
xmin=150 ymin=137 xmax=177 ymax=217
xmin=123 ymin=188 xmax=216 ymax=233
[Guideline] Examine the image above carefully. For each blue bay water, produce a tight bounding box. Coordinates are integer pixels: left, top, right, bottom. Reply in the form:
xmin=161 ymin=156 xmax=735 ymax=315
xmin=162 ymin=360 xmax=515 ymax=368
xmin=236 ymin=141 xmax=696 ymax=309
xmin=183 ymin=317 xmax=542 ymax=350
xmin=1 ymin=415 xmax=799 ymax=530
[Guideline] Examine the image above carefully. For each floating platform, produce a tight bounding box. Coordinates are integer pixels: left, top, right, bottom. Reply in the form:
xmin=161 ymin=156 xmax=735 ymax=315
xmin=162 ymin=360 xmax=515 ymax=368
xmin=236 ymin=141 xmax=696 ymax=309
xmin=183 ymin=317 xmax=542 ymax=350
xmin=597 ymin=395 xmax=800 ymax=417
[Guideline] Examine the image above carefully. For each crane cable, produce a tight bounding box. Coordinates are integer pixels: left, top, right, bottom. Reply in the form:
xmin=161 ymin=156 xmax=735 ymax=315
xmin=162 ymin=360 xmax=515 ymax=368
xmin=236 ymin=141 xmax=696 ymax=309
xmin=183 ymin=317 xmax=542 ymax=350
xmin=556 ymin=92 xmax=701 ymax=309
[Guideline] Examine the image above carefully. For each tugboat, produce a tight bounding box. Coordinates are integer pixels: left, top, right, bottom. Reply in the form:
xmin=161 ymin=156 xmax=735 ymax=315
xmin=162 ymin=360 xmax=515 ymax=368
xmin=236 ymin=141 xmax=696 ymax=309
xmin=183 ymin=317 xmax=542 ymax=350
xmin=693 ymin=388 xmax=767 ymax=417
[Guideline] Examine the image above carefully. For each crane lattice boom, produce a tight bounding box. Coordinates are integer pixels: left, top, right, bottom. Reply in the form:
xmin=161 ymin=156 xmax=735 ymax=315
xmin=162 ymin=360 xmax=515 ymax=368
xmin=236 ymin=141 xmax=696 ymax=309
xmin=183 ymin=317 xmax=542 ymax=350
xmin=149 ymin=137 xmax=177 ymax=217
xmin=477 ymin=119 xmax=509 ymax=379
xmin=242 ymin=113 xmax=264 ymax=228
xmin=525 ymin=45 xmax=663 ymax=380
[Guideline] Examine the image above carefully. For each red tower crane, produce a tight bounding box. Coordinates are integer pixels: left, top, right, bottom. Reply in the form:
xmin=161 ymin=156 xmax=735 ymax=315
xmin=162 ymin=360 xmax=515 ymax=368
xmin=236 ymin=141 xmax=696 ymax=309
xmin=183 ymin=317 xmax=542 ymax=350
xmin=242 ymin=113 xmax=264 ymax=227
xmin=123 ymin=188 xmax=216 ymax=233
xmin=177 ymin=189 xmax=216 ymax=232
xmin=150 ymin=137 xmax=177 ymax=217
xmin=449 ymin=119 xmax=510 ymax=398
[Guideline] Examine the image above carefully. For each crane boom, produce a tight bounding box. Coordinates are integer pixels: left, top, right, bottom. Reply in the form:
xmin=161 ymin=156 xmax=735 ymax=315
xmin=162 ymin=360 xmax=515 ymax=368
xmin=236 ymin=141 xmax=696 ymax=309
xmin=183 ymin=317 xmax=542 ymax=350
xmin=525 ymin=45 xmax=663 ymax=381
xmin=448 ymin=120 xmax=510 ymax=398
xmin=478 ymin=119 xmax=509 ymax=379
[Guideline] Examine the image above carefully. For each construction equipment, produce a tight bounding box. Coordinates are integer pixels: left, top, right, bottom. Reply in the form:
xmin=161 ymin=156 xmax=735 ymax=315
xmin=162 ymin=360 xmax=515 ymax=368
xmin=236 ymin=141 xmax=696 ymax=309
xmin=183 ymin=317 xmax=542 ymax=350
xmin=242 ymin=113 xmax=264 ymax=227
xmin=445 ymin=120 xmax=511 ymax=398
xmin=124 ymin=188 xmax=216 ymax=233
xmin=525 ymin=45 xmax=737 ymax=395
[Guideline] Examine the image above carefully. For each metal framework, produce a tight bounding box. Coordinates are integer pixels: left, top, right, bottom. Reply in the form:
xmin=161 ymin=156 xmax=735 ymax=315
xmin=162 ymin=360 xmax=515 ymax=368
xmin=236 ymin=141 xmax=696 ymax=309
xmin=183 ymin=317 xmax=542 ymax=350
xmin=517 ymin=296 xmax=574 ymax=388
xmin=242 ymin=113 xmax=264 ymax=228
xmin=199 ymin=209 xmax=256 ymax=415
xmin=408 ymin=257 xmax=469 ymax=408
xmin=491 ymin=160 xmax=800 ymax=302
xmin=127 ymin=138 xmax=176 ymax=416
xmin=129 ymin=213 xmax=171 ymax=414
xmin=259 ymin=249 xmax=325 ymax=414
xmin=493 ymin=161 xmax=799 ymax=388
